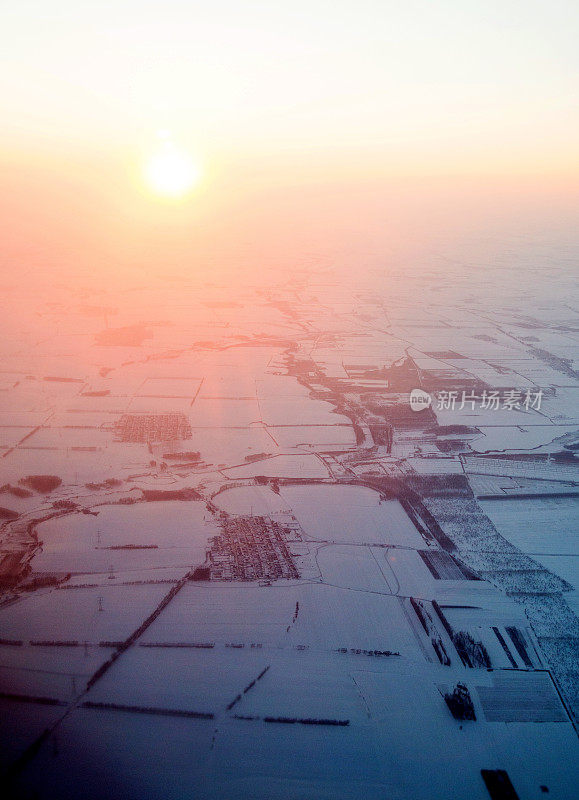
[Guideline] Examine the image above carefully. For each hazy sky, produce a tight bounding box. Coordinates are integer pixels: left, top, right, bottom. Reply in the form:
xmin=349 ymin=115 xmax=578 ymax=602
xmin=3 ymin=1 xmax=578 ymax=170
xmin=1 ymin=1 xmax=578 ymax=282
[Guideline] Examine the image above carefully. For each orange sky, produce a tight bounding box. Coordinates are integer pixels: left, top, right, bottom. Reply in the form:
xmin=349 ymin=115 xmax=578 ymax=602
xmin=1 ymin=1 xmax=578 ymax=282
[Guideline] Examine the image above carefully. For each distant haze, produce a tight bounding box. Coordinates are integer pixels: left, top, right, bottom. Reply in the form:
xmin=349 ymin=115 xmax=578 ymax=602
xmin=1 ymin=0 xmax=578 ymax=286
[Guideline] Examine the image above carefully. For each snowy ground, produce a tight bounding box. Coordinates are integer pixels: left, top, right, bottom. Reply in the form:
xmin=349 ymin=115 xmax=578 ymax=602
xmin=1 ymin=256 xmax=578 ymax=798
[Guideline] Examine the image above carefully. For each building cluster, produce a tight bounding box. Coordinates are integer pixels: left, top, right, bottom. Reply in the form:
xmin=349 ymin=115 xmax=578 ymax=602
xmin=114 ymin=413 xmax=192 ymax=443
xmin=208 ymin=516 xmax=299 ymax=582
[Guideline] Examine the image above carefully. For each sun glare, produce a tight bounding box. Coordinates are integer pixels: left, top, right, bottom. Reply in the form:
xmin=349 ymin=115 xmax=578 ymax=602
xmin=145 ymin=141 xmax=200 ymax=198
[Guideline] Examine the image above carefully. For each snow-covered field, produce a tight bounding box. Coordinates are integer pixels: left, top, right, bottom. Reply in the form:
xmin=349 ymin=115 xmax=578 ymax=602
xmin=1 ymin=257 xmax=578 ymax=798
xmin=31 ymin=501 xmax=216 ymax=574
xmin=280 ymin=485 xmax=425 ymax=547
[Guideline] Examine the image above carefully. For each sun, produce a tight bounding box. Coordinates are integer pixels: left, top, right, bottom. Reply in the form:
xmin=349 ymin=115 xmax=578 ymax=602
xmin=144 ymin=141 xmax=201 ymax=198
